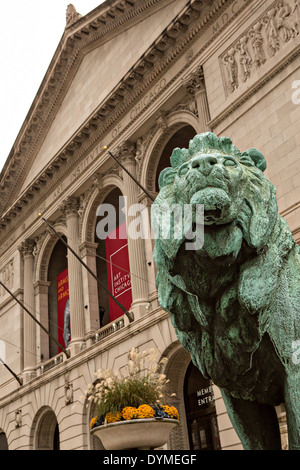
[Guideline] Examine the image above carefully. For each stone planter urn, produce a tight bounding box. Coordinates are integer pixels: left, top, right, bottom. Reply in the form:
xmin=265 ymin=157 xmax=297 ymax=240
xmin=91 ymin=418 xmax=180 ymax=450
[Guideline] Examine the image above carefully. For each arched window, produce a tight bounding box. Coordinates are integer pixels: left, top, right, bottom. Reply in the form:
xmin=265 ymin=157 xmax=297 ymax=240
xmin=95 ymin=188 xmax=131 ymax=327
xmin=184 ymin=362 xmax=221 ymax=450
xmin=47 ymin=238 xmax=68 ymax=358
xmin=155 ymin=125 xmax=196 ymax=192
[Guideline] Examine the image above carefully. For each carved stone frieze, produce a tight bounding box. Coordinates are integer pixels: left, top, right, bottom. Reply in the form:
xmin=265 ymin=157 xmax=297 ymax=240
xmin=0 ymin=259 xmax=14 ymax=298
xmin=220 ymin=0 xmax=300 ymax=95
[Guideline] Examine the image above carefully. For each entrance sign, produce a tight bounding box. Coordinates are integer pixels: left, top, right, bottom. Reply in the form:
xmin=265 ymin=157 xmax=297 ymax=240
xmin=105 ymin=222 xmax=132 ymax=322
xmin=56 ymin=268 xmax=70 ymax=351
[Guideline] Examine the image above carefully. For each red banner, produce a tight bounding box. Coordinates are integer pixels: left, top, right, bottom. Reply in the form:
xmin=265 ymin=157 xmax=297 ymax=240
xmin=56 ymin=268 xmax=70 ymax=352
xmin=105 ymin=222 xmax=132 ymax=322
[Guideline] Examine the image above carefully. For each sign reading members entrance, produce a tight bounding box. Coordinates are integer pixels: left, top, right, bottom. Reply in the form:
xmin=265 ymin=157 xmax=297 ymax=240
xmin=105 ymin=222 xmax=132 ymax=322
xmin=56 ymin=268 xmax=70 ymax=351
xmin=197 ymin=385 xmax=215 ymax=407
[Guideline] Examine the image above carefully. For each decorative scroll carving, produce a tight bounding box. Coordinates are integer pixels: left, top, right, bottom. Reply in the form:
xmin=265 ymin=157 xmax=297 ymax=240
xmin=183 ymin=64 xmax=205 ymax=95
xmin=15 ymin=409 xmax=22 ymax=428
xmin=64 ymin=372 xmax=74 ymax=405
xmin=221 ymin=0 xmax=300 ymax=95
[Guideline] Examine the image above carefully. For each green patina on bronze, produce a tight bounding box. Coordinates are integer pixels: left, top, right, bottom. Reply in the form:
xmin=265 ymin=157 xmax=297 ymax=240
xmin=152 ymin=132 xmax=300 ymax=450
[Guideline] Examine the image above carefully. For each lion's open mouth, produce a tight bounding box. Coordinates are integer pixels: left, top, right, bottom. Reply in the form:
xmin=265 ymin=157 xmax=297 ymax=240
xmin=204 ymin=208 xmax=222 ymax=219
xmin=190 ymin=187 xmax=230 ymax=224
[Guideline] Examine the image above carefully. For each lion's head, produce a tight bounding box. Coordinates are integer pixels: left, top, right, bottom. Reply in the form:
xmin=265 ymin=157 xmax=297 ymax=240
xmin=151 ymin=132 xmax=296 ymax=395
xmin=152 ymin=132 xmax=279 ymax=262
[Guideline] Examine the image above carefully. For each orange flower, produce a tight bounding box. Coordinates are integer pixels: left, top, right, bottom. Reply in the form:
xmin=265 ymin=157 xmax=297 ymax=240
xmin=105 ymin=411 xmax=122 ymax=423
xmin=122 ymin=407 xmax=138 ymax=420
xmin=90 ymin=416 xmax=97 ymax=429
xmin=136 ymin=404 xmax=155 ymax=419
xmin=162 ymin=405 xmax=179 ymax=420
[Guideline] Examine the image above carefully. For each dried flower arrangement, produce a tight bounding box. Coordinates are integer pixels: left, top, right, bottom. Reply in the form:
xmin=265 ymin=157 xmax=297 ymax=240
xmin=85 ymin=347 xmax=179 ymax=429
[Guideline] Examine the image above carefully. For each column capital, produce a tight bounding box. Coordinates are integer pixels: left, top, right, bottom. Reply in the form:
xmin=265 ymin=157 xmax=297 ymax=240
xmin=79 ymin=241 xmax=98 ymax=258
xmin=60 ymin=195 xmax=80 ymax=217
xmin=19 ymin=239 xmax=35 ymax=257
xmin=33 ymin=280 xmax=51 ymax=295
xmin=183 ymin=65 xmax=205 ymax=96
xmin=116 ymin=140 xmax=136 ymax=165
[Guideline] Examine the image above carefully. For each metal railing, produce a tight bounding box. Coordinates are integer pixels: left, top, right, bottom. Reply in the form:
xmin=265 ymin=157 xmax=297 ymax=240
xmin=91 ymin=316 xmax=125 ymax=343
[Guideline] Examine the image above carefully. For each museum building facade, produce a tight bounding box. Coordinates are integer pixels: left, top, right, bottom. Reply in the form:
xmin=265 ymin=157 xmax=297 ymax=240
xmin=0 ymin=0 xmax=299 ymax=450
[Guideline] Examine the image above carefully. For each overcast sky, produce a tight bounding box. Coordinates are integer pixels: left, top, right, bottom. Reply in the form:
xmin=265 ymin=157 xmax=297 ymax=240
xmin=0 ymin=0 xmax=106 ymax=172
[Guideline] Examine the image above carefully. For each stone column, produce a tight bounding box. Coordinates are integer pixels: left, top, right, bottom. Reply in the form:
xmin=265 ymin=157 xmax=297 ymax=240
xmin=79 ymin=241 xmax=100 ymax=338
xmin=184 ymin=65 xmax=211 ymax=132
xmin=139 ymin=192 xmax=159 ymax=310
xmin=34 ymin=280 xmax=51 ymax=362
xmin=61 ymin=196 xmax=85 ymax=354
xmin=19 ymin=239 xmax=36 ymax=381
xmin=117 ymin=140 xmax=149 ymax=319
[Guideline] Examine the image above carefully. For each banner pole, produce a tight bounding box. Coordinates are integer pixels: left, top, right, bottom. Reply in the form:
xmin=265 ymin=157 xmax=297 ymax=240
xmin=0 ymin=281 xmax=70 ymax=359
xmin=0 ymin=358 xmax=23 ymax=386
xmin=39 ymin=215 xmax=134 ymax=323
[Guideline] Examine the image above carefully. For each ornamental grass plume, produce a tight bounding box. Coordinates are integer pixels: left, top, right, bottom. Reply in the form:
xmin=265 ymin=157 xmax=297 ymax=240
xmin=86 ymin=347 xmax=175 ymax=423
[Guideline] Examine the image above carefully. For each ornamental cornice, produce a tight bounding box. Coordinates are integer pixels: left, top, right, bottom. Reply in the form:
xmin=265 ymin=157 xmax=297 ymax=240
xmin=0 ymin=0 xmax=242 ymax=247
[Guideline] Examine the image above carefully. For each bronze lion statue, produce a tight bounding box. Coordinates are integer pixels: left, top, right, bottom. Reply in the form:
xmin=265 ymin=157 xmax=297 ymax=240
xmin=151 ymin=132 xmax=300 ymax=450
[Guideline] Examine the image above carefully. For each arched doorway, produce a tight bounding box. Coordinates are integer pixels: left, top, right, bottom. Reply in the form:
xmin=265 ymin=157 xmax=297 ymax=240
xmin=184 ymin=362 xmax=221 ymax=450
xmin=33 ymin=407 xmax=60 ymax=450
xmin=0 ymin=432 xmax=8 ymax=450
